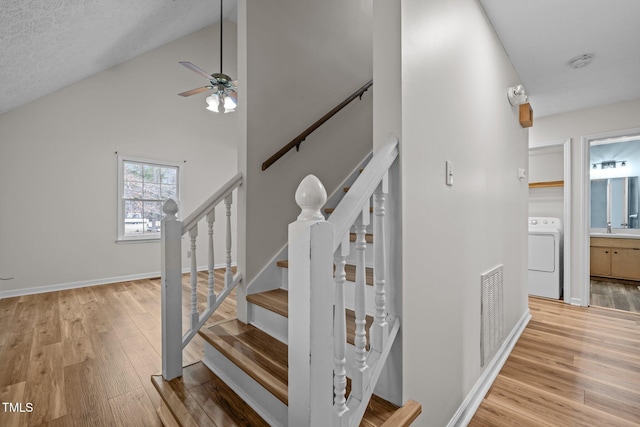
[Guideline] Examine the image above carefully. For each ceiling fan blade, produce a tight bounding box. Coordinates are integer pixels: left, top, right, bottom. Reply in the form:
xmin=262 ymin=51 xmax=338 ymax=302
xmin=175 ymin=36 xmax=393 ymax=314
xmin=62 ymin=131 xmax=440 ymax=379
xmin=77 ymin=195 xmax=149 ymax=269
xmin=179 ymin=62 xmax=213 ymax=80
xmin=178 ymin=86 xmax=211 ymax=97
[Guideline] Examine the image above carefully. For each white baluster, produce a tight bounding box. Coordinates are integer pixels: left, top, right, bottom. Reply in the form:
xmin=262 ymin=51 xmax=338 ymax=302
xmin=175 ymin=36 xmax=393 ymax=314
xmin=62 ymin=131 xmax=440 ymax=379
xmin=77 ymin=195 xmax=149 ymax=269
xmin=207 ymin=210 xmax=216 ymax=308
xmin=189 ymin=225 xmax=199 ymax=329
xmin=333 ymin=243 xmax=349 ymax=427
xmin=352 ymin=207 xmax=370 ymax=401
xmin=371 ymin=187 xmax=389 ymax=351
xmin=161 ymin=199 xmax=182 ymax=380
xmin=224 ymin=193 xmax=233 ymax=288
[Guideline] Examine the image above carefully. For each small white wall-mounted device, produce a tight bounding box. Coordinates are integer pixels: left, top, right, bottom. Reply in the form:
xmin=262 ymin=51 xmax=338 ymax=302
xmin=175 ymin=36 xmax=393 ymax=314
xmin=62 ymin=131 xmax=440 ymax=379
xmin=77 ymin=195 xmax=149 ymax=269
xmin=518 ymin=168 xmax=527 ymax=180
xmin=446 ymin=161 xmax=453 ymax=186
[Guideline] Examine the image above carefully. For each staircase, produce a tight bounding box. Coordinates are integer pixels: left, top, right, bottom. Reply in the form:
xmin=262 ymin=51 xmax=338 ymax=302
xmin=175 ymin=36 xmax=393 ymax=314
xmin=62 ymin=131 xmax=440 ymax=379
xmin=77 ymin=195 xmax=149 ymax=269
xmin=154 ymin=137 xmax=421 ymax=426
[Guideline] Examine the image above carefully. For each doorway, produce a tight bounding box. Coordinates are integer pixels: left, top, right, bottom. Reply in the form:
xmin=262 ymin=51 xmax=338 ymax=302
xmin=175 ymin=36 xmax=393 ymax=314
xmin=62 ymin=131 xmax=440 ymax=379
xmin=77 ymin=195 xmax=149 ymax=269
xmin=528 ymin=139 xmax=572 ymax=303
xmin=587 ymin=132 xmax=640 ymax=312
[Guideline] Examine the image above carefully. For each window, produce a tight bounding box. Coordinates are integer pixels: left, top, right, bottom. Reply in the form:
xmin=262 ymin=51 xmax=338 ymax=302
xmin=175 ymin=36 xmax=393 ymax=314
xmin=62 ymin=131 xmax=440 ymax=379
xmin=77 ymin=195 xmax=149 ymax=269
xmin=117 ymin=156 xmax=181 ymax=242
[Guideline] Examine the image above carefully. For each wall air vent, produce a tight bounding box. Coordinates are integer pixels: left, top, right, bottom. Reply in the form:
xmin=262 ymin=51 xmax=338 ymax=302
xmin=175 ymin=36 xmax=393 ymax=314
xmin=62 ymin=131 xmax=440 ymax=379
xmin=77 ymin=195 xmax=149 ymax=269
xmin=480 ymin=265 xmax=505 ymax=367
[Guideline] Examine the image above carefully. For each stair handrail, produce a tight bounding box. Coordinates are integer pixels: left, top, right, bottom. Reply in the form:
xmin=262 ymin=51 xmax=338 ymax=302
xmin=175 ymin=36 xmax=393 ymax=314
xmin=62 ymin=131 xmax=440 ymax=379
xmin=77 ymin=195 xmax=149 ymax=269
xmin=161 ymin=172 xmax=243 ymax=380
xmin=261 ymin=79 xmax=373 ymax=171
xmin=288 ymin=135 xmax=401 ymax=427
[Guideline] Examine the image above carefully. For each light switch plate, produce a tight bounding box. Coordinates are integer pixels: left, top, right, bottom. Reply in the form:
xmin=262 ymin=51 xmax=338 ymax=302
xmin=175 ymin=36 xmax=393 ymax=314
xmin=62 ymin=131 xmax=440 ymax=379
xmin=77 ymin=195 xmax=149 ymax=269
xmin=446 ymin=161 xmax=453 ymax=186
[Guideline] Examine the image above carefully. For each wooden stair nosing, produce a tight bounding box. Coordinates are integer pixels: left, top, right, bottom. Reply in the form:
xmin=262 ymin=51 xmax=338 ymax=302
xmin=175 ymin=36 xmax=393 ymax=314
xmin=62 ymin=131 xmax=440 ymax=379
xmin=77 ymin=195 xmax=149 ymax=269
xmin=151 ymin=361 xmax=269 ymax=427
xmin=198 ymin=319 xmax=289 ymax=405
xmin=380 ymin=400 xmax=422 ymax=427
xmin=276 ymin=259 xmax=374 ymax=285
xmin=246 ymin=288 xmax=373 ymax=349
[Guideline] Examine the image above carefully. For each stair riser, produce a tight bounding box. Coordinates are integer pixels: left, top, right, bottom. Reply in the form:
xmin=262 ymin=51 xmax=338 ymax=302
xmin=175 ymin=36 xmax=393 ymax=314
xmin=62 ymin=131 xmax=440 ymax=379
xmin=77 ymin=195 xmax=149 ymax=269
xmin=344 ymin=243 xmax=374 ymax=268
xmin=203 ymin=345 xmax=288 ymax=427
xmin=248 ymin=302 xmax=289 ymax=344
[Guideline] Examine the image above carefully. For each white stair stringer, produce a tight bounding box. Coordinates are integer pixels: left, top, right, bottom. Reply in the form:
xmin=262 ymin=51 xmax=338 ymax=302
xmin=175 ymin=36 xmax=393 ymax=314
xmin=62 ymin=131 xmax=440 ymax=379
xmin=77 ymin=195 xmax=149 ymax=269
xmin=202 ymin=343 xmax=288 ymax=427
xmin=247 ymin=299 xmax=288 ymax=344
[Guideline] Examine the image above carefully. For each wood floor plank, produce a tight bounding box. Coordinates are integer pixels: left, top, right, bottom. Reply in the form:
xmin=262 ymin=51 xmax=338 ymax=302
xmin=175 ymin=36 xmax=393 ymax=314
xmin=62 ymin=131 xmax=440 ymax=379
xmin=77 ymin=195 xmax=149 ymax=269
xmin=32 ymin=292 xmax=61 ymax=349
xmin=63 ymin=360 xmax=116 ymax=426
xmin=0 ymin=298 xmax=38 ymax=387
xmin=88 ymin=330 xmax=143 ymax=399
xmin=108 ymin=386 xmax=162 ymax=427
xmin=0 ymin=296 xmax=19 ymax=346
xmin=119 ymin=333 xmax=162 ymax=409
xmin=0 ymin=382 xmax=27 ymax=427
xmin=24 ymin=342 xmax=65 ymax=426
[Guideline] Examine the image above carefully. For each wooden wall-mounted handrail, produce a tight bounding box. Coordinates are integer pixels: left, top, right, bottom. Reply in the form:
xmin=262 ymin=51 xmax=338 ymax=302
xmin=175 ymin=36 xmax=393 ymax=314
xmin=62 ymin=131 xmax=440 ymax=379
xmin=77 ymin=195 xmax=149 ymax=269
xmin=261 ymin=79 xmax=373 ymax=171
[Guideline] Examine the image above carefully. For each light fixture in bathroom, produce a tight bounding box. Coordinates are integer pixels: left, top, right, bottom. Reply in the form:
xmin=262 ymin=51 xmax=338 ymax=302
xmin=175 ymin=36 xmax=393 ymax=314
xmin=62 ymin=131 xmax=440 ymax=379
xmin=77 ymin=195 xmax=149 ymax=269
xmin=591 ymin=160 xmax=628 ymax=169
xmin=568 ymin=54 xmax=594 ymax=69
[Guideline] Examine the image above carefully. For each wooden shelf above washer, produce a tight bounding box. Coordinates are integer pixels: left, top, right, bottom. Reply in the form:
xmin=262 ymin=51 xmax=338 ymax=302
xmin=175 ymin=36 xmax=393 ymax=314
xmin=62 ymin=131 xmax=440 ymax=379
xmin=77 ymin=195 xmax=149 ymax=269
xmin=529 ymin=180 xmax=564 ymax=188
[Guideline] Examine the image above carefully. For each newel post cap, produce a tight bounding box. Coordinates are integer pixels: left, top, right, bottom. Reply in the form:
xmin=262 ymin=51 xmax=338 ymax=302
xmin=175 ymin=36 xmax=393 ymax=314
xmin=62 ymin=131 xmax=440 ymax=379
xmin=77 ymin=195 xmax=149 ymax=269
xmin=163 ymin=199 xmax=179 ymax=220
xmin=295 ymin=174 xmax=327 ymax=221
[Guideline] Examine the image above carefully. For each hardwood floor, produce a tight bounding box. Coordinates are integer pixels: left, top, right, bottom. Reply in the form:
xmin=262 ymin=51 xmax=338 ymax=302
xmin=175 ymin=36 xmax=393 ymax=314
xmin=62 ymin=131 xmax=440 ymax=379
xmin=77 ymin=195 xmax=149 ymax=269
xmin=0 ymin=270 xmax=236 ymax=427
xmin=591 ymin=278 xmax=640 ymax=312
xmin=2 ymin=277 xmax=639 ymax=426
xmin=471 ymin=296 xmax=640 ymax=426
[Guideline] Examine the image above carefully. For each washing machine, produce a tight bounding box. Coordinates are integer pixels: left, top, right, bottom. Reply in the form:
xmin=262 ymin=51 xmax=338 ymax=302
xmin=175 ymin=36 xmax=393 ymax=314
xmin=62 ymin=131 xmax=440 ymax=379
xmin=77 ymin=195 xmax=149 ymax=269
xmin=528 ymin=217 xmax=563 ymax=299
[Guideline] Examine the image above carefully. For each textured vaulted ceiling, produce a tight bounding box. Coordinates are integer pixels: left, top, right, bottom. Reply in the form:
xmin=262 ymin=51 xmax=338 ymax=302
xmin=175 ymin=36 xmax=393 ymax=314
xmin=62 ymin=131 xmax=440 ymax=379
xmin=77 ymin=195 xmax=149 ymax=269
xmin=0 ymin=0 xmax=237 ymax=114
xmin=1 ymin=1 xmax=639 ymax=117
xmin=480 ymin=0 xmax=640 ymax=117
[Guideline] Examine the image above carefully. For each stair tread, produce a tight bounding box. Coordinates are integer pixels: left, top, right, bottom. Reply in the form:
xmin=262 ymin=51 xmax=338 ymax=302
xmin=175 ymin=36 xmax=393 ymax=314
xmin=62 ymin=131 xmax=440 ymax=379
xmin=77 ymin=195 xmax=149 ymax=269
xmin=247 ymin=288 xmax=373 ymax=348
xmin=151 ymin=361 xmax=269 ymax=427
xmin=198 ymin=320 xmax=404 ymax=426
xmin=199 ymin=319 xmax=289 ymax=405
xmin=277 ymin=259 xmax=374 ymax=285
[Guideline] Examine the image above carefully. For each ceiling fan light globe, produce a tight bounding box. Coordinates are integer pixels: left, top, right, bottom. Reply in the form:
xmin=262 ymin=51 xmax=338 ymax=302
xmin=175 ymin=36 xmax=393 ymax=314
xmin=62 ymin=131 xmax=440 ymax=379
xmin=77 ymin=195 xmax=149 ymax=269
xmin=206 ymin=93 xmax=220 ymax=112
xmin=223 ymin=95 xmax=237 ymax=113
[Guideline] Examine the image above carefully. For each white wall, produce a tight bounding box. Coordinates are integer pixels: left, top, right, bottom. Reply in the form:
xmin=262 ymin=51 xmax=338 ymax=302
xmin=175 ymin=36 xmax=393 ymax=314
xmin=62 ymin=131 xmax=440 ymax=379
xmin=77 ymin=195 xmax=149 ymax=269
xmin=238 ymin=0 xmax=373 ymax=284
xmin=530 ymin=97 xmax=640 ymax=305
xmin=529 ymin=146 xmax=564 ymax=218
xmin=0 ymin=24 xmax=238 ymax=294
xmin=400 ymin=1 xmax=529 ymax=425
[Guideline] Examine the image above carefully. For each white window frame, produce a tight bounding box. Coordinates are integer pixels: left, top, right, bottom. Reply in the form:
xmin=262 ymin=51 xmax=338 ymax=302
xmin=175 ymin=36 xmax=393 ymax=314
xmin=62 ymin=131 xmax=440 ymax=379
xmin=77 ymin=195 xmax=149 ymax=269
xmin=117 ymin=155 xmax=183 ymax=243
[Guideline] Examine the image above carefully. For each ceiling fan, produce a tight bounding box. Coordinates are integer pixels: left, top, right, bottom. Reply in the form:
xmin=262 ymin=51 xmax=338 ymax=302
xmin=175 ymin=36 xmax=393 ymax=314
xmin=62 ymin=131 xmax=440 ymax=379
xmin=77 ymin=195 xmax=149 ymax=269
xmin=178 ymin=0 xmax=236 ymax=113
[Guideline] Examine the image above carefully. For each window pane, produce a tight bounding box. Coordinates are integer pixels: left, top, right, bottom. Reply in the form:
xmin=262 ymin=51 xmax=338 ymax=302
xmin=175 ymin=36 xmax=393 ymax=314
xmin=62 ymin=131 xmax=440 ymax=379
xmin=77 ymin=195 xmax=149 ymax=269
xmin=124 ymin=181 xmax=143 ymax=199
xmin=160 ymin=184 xmax=177 ymax=200
xmin=143 ymin=183 xmax=161 ymax=199
xmin=143 ymin=201 xmax=163 ymax=236
xmin=124 ymin=162 xmax=142 ymax=182
xmin=161 ymin=167 xmax=177 ymax=185
xmin=143 ymin=164 xmax=161 ymax=184
xmin=124 ymin=200 xmax=145 ymax=236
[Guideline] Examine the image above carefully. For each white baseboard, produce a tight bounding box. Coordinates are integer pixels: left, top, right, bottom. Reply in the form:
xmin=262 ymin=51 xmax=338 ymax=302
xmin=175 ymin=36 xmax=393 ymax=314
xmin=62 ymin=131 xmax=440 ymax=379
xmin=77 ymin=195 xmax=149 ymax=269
xmin=0 ymin=263 xmax=236 ymax=299
xmin=570 ymin=297 xmax=582 ymax=306
xmin=446 ymin=308 xmax=532 ymax=427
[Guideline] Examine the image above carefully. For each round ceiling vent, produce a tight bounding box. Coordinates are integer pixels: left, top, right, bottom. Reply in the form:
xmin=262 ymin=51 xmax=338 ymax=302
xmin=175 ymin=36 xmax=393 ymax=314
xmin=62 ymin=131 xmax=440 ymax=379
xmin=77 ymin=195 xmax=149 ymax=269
xmin=568 ymin=54 xmax=594 ymax=69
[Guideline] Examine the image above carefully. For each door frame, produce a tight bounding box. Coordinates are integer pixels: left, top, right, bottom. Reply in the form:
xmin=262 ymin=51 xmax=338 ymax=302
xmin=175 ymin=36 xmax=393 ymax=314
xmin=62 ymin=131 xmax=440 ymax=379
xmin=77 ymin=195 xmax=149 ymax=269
xmin=529 ymin=138 xmax=572 ymax=304
xmin=581 ymin=126 xmax=640 ymax=307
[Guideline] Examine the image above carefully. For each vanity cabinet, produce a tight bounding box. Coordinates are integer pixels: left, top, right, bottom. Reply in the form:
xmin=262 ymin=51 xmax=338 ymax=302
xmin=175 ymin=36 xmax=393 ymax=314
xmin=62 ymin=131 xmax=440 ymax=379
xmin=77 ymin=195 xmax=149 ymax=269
xmin=590 ymin=237 xmax=640 ymax=281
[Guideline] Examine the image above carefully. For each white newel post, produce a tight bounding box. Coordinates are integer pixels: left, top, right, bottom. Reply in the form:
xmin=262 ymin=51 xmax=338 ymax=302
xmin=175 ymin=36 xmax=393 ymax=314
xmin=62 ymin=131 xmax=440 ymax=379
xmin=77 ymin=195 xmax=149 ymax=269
xmin=289 ymin=175 xmax=335 ymax=427
xmin=189 ymin=225 xmax=199 ymax=329
xmin=161 ymin=199 xmax=183 ymax=380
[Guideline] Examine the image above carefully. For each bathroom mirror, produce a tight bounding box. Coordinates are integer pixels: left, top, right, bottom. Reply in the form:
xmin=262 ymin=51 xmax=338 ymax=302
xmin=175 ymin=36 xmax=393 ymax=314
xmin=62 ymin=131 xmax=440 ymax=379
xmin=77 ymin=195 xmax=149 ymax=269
xmin=590 ymin=176 xmax=639 ymax=229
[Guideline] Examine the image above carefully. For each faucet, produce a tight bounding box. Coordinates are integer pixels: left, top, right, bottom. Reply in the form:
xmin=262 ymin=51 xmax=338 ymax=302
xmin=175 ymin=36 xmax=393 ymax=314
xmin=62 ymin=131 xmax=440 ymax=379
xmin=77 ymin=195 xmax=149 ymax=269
xmin=607 ymin=222 xmax=612 ymax=234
